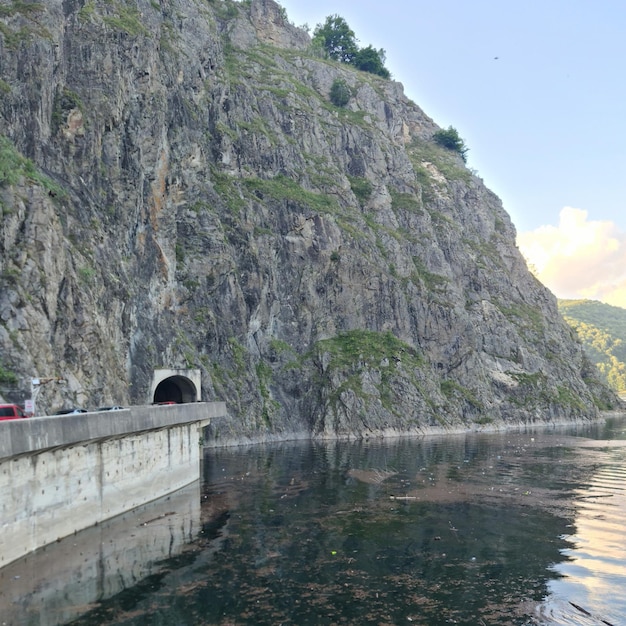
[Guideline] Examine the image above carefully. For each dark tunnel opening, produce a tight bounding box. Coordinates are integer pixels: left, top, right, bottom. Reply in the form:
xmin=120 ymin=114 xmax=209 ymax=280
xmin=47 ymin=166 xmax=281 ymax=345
xmin=153 ymin=376 xmax=197 ymax=404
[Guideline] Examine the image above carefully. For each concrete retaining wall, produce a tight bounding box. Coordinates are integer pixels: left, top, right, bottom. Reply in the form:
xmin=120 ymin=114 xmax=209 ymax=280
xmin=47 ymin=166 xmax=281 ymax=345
xmin=0 ymin=402 xmax=226 ymax=568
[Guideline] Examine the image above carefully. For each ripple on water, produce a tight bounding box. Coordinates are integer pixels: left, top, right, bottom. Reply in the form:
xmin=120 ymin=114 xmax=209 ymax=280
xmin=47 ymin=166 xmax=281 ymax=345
xmin=540 ymin=445 xmax=626 ymax=626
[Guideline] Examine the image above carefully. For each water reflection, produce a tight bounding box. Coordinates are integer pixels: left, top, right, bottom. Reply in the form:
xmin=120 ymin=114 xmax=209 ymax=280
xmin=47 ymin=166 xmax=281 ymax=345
xmin=0 ymin=481 xmax=201 ymax=626
xmin=537 ymin=422 xmax=626 ymax=626
xmin=3 ymin=419 xmax=626 ymax=625
xmin=188 ymin=434 xmax=584 ymax=625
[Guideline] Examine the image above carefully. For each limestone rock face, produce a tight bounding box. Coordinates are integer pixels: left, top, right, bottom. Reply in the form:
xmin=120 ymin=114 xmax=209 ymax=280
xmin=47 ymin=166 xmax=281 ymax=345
xmin=0 ymin=0 xmax=616 ymax=436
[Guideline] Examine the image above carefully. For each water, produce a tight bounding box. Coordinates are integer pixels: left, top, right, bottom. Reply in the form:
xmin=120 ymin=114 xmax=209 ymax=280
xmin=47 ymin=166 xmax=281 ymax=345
xmin=2 ymin=417 xmax=626 ymax=625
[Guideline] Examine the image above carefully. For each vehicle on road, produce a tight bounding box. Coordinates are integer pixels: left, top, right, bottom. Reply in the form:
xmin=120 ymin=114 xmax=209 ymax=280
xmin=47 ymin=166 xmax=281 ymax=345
xmin=54 ymin=408 xmax=88 ymax=415
xmin=0 ymin=404 xmax=29 ymax=420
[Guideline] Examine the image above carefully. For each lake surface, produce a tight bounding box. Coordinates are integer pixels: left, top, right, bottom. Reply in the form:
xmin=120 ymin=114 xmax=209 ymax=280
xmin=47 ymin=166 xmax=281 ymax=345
xmin=3 ymin=417 xmax=626 ymax=625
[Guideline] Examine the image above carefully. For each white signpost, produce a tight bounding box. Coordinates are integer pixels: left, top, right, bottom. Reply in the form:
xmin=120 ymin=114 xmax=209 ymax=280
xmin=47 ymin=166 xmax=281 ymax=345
xmin=30 ymin=377 xmax=66 ymax=416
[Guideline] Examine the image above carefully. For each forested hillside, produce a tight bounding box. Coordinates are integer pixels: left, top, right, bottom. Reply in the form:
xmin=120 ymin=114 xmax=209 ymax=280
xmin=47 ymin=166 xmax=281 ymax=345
xmin=559 ymin=300 xmax=626 ymax=391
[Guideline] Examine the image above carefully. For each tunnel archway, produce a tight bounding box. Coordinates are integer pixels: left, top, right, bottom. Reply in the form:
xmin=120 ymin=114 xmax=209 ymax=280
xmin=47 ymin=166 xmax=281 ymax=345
xmin=151 ymin=369 xmax=201 ymax=404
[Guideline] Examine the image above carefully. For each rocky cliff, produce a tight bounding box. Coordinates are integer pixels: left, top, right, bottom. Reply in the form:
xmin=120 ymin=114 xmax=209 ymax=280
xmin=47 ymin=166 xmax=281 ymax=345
xmin=0 ymin=0 xmax=617 ymax=439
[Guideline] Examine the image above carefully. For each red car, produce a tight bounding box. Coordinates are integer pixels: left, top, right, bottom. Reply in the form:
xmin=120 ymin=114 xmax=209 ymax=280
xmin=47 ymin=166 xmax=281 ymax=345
xmin=0 ymin=404 xmax=29 ymax=421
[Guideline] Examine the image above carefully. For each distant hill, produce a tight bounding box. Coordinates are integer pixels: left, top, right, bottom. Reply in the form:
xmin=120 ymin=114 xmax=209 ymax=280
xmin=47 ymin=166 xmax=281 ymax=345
xmin=559 ymin=300 xmax=626 ymax=391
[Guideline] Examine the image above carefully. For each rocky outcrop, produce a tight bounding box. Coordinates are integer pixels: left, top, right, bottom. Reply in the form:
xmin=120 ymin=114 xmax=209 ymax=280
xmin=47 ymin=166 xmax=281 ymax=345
xmin=0 ymin=0 xmax=617 ymax=437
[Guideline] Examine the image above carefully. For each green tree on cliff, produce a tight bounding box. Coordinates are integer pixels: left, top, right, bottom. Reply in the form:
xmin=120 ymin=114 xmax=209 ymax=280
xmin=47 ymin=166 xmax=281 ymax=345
xmin=312 ymin=15 xmax=391 ymax=79
xmin=330 ymin=78 xmax=351 ymax=107
xmin=312 ymin=15 xmax=358 ymax=63
xmin=433 ymin=126 xmax=469 ymax=162
xmin=354 ymin=45 xmax=390 ymax=78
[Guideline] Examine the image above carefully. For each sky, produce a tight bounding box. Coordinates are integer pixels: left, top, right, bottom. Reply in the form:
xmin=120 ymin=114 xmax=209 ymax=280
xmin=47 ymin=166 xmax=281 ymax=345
xmin=277 ymin=0 xmax=626 ymax=308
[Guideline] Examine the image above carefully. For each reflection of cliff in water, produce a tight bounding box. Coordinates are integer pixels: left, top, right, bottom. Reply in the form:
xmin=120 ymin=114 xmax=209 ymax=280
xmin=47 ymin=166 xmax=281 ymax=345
xmin=0 ymin=481 xmax=205 ymax=626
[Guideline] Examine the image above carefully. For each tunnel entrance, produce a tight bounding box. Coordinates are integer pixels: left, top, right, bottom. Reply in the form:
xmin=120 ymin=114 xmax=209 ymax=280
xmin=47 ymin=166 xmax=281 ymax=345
xmin=151 ymin=369 xmax=201 ymax=404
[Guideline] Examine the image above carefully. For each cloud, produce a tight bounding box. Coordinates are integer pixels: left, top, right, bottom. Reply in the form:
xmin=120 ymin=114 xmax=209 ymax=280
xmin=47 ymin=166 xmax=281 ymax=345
xmin=517 ymin=207 xmax=626 ymax=308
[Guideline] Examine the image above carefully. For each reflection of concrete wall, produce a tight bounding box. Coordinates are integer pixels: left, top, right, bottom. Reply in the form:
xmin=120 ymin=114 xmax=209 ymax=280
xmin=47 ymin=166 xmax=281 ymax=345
xmin=0 ymin=403 xmax=226 ymax=568
xmin=0 ymin=482 xmax=200 ymax=626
